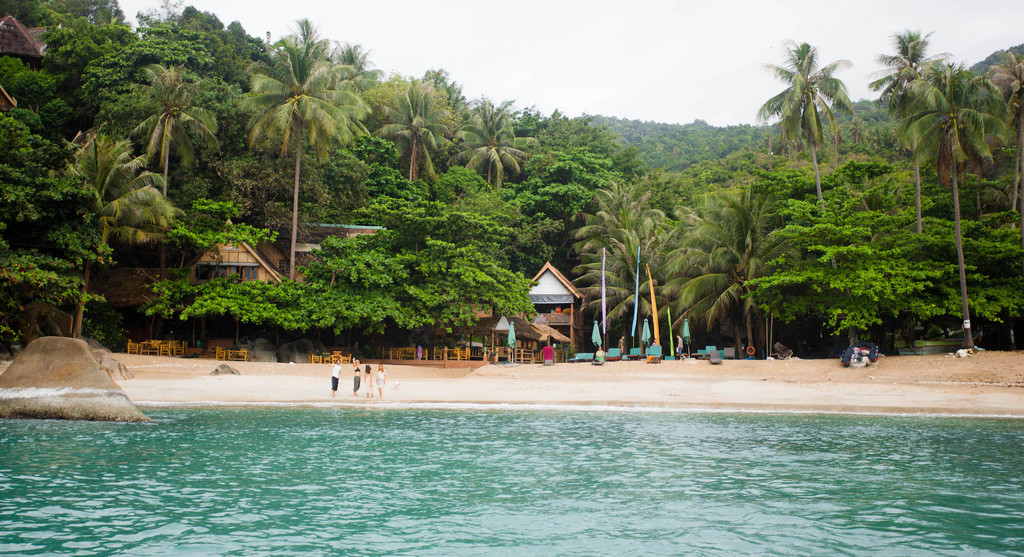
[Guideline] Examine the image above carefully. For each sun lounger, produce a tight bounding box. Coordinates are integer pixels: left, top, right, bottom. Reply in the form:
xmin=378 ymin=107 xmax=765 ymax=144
xmin=724 ymin=347 xmax=735 ymax=360
xmin=627 ymin=348 xmax=643 ymax=360
xmin=569 ymin=352 xmax=594 ymax=363
xmin=605 ymin=348 xmax=621 ymax=361
xmin=646 ymin=345 xmax=663 ymax=364
xmin=709 ymin=350 xmax=722 ymax=365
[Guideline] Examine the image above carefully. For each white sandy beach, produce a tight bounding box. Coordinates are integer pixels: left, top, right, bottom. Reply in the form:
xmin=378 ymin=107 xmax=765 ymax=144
xmin=107 ymin=351 xmax=1024 ymax=416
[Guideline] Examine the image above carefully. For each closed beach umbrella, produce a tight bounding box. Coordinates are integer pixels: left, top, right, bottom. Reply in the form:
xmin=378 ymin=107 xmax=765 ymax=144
xmin=682 ymin=318 xmax=691 ymax=357
xmin=592 ymin=320 xmax=601 ymax=348
xmin=507 ymin=321 xmax=516 ymax=363
xmin=641 ymin=319 xmax=651 ymax=346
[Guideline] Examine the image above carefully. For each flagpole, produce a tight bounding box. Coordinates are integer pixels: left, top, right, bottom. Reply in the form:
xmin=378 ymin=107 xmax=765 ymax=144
xmin=646 ymin=264 xmax=660 ymax=346
xmin=601 ymin=248 xmax=607 ymax=348
xmin=630 ymin=245 xmax=641 ymax=348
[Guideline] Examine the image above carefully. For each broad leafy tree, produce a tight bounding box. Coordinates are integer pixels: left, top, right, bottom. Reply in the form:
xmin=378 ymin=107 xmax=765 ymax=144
xmin=244 ymin=19 xmax=369 ymax=279
xmin=990 ymin=52 xmax=1024 ymax=276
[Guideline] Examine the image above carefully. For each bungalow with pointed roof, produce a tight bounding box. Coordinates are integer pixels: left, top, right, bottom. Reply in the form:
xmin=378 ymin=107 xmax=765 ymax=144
xmin=0 ymin=15 xmax=46 ymax=69
xmin=530 ymin=261 xmax=584 ymax=349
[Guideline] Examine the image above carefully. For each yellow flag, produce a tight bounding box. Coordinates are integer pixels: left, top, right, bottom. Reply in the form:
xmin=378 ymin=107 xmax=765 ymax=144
xmin=646 ymin=264 xmax=660 ymax=345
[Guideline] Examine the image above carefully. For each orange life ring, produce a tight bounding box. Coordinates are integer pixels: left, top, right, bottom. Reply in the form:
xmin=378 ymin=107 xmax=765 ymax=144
xmin=745 ymin=345 xmax=755 ymax=356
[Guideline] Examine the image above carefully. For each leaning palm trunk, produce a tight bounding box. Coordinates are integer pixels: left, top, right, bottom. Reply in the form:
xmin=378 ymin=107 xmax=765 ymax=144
xmin=951 ymin=167 xmax=975 ymax=349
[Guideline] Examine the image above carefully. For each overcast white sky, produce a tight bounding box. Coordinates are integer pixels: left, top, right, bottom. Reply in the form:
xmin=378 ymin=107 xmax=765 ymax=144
xmin=119 ymin=0 xmax=1022 ymax=126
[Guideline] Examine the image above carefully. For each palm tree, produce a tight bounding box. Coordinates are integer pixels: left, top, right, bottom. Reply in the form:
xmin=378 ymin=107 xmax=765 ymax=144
xmin=991 ymin=52 xmax=1024 ymax=235
xmin=244 ymin=19 xmax=369 ymax=280
xmin=758 ymin=41 xmax=853 ymax=209
xmin=69 ymin=134 xmax=176 ymax=337
xmin=573 ymin=182 xmax=670 ymax=333
xmin=665 ymin=189 xmax=789 ymax=354
xmin=451 ymin=99 xmax=536 ymax=187
xmin=133 ymin=64 xmax=219 ymax=278
xmin=377 ymin=81 xmax=448 ymax=181
xmin=900 ymin=62 xmax=1008 ymax=348
xmin=334 ymin=42 xmax=382 ymax=92
xmin=870 ymin=30 xmax=945 ymax=233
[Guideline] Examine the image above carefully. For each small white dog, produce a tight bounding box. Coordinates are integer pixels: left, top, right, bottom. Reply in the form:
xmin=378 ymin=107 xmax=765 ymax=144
xmin=392 ymin=380 xmax=402 ymax=390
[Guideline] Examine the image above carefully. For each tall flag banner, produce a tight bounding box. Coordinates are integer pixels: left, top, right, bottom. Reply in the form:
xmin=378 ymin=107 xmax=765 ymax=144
xmin=601 ymin=248 xmax=607 ymax=335
xmin=647 ymin=264 xmax=660 ymax=345
xmin=667 ymin=305 xmax=674 ymax=357
xmin=630 ymin=245 xmax=641 ymax=337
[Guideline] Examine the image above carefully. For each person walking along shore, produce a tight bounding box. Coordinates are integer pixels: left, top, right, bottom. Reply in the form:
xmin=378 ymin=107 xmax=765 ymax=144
xmin=330 ymin=360 xmax=341 ymax=398
xmin=352 ymin=359 xmax=362 ymax=397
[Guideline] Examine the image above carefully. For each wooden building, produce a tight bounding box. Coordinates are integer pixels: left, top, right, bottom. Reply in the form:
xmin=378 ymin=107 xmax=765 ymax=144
xmin=530 ymin=262 xmax=584 ymax=349
xmin=190 ymin=243 xmax=283 ymax=283
xmin=0 ymin=15 xmax=46 ymax=69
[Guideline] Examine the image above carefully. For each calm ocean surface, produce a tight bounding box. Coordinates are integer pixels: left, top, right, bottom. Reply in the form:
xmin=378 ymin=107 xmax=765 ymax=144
xmin=1 ymin=407 xmax=1023 ymax=556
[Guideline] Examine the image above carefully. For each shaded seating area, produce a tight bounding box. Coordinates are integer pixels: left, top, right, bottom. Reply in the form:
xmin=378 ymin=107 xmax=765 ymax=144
xmin=126 ymin=339 xmax=186 ymax=357
xmin=310 ymin=351 xmax=353 ymax=364
xmin=216 ymin=346 xmax=249 ymax=361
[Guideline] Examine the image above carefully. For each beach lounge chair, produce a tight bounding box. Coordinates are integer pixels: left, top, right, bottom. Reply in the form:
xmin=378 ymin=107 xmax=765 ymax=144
xmin=724 ymin=347 xmax=736 ymax=360
xmin=605 ymin=348 xmax=621 ymax=361
xmin=708 ymin=350 xmax=722 ymax=365
xmin=646 ymin=344 xmax=663 ymax=364
xmin=627 ymin=348 xmax=643 ymax=360
xmin=569 ymin=352 xmax=594 ymax=363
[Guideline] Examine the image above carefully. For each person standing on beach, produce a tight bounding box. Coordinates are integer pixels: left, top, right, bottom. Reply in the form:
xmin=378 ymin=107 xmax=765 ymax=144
xmin=352 ymin=359 xmax=362 ymax=397
xmin=364 ymin=364 xmax=373 ymax=398
xmin=619 ymin=336 xmax=626 ymax=355
xmin=331 ymin=360 xmax=342 ymax=398
xmin=376 ymin=363 xmax=387 ymax=399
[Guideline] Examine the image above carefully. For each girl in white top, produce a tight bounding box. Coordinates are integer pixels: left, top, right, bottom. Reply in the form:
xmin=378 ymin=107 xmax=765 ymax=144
xmin=376 ymin=363 xmax=388 ymax=399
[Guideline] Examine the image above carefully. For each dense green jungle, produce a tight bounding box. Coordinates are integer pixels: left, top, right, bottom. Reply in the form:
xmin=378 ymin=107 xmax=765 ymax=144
xmin=2 ymin=0 xmax=1023 ymax=358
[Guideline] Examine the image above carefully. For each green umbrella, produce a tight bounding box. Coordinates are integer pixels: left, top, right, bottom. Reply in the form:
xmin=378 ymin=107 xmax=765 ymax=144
xmin=507 ymin=321 xmax=516 ymax=363
xmin=591 ymin=320 xmax=601 ymax=348
xmin=641 ymin=318 xmax=651 ymax=346
xmin=682 ymin=318 xmax=691 ymax=357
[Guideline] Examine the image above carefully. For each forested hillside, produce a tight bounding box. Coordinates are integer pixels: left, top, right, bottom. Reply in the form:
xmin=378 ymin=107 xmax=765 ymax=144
xmin=2 ymin=1 xmax=1023 ymax=357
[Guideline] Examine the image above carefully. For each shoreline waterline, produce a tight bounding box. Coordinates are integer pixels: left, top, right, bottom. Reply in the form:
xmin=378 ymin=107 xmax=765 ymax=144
xmin=129 ymin=399 xmax=1024 ymax=419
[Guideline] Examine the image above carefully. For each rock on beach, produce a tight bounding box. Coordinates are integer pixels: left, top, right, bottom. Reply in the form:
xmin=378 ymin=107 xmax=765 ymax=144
xmin=0 ymin=337 xmax=149 ymax=422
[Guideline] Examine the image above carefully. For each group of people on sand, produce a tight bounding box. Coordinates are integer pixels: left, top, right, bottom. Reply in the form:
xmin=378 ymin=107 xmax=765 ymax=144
xmin=330 ymin=358 xmax=387 ymax=399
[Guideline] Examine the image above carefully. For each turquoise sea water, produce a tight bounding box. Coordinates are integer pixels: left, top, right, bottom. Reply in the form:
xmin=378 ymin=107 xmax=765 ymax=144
xmin=1 ymin=407 xmax=1023 ymax=556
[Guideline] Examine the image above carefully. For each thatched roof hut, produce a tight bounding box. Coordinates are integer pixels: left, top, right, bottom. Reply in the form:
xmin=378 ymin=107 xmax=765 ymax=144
xmin=92 ymin=268 xmax=158 ymax=307
xmin=0 ymin=16 xmax=45 ymax=68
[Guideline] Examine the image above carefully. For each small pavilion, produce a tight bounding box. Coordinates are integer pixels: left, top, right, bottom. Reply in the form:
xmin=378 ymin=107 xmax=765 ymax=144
xmin=529 ymin=262 xmax=583 ymax=349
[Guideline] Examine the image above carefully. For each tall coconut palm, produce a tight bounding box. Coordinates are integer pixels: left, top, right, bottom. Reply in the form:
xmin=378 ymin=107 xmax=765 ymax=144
xmin=133 ymin=64 xmax=218 ymax=278
xmin=665 ymin=189 xmax=789 ymax=354
xmin=573 ymin=182 xmax=670 ymax=332
xmin=377 ymin=81 xmax=448 ymax=181
xmin=69 ymin=134 xmax=176 ymax=337
xmin=334 ymin=42 xmax=382 ymax=92
xmin=758 ymin=41 xmax=853 ymax=209
xmin=991 ymin=53 xmax=1024 ymax=244
xmin=451 ymin=99 xmax=536 ymax=187
xmin=244 ymin=19 xmax=369 ymax=280
xmin=900 ymin=62 xmax=1008 ymax=348
xmin=870 ymin=30 xmax=945 ymax=233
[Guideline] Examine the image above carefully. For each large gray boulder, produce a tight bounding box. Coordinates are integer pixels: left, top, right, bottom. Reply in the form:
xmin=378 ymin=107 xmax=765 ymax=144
xmin=276 ymin=338 xmax=319 ymax=363
xmin=238 ymin=337 xmax=277 ymax=362
xmin=82 ymin=338 xmax=133 ymax=380
xmin=0 ymin=337 xmax=149 ymax=422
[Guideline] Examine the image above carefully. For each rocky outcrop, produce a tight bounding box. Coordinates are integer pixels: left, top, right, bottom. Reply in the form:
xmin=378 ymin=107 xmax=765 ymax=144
xmin=211 ymin=363 xmax=240 ymax=375
xmin=0 ymin=337 xmax=149 ymax=422
xmin=276 ymin=338 xmax=319 ymax=363
xmin=238 ymin=337 xmax=277 ymax=362
xmin=83 ymin=338 xmax=133 ymax=380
